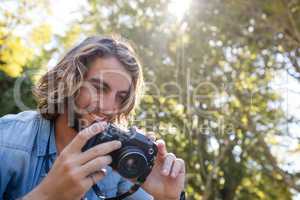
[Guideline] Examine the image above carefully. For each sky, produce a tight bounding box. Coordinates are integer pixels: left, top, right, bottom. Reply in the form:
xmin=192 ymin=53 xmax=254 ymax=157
xmin=271 ymin=70 xmax=300 ymax=171
xmin=48 ymin=0 xmax=88 ymax=34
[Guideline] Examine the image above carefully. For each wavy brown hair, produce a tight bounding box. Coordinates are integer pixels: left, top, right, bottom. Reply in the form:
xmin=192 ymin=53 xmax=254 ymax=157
xmin=33 ymin=36 xmax=144 ymax=122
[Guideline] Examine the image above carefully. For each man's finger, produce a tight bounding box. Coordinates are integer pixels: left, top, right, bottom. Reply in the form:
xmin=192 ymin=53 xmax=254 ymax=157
xmin=156 ymin=139 xmax=168 ymax=159
xmin=66 ymin=121 xmax=107 ymax=153
xmin=78 ymin=140 xmax=121 ymax=164
xmin=170 ymin=158 xmax=185 ymax=178
xmin=82 ymin=170 xmax=106 ymax=189
xmin=79 ymin=155 xmax=112 ymax=177
xmin=161 ymin=153 xmax=176 ymax=176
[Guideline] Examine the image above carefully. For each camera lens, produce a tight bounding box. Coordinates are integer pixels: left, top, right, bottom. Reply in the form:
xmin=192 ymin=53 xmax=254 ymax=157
xmin=117 ymin=149 xmax=148 ymax=179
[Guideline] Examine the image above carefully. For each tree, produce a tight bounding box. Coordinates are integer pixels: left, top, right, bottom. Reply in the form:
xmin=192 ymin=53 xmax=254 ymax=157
xmin=77 ymin=0 xmax=299 ymax=199
xmin=1 ymin=0 xmax=299 ymax=199
xmin=0 ymin=0 xmax=54 ymax=115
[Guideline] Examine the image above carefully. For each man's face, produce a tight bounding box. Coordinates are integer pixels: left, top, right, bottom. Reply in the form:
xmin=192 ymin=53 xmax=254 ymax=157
xmin=73 ymin=56 xmax=132 ymax=128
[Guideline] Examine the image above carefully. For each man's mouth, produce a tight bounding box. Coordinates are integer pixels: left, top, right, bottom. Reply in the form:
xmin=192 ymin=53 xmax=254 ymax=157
xmin=90 ymin=113 xmax=109 ymax=123
xmin=73 ymin=113 xmax=111 ymax=132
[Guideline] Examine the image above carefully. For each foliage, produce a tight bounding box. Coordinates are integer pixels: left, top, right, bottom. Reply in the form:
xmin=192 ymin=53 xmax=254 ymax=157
xmin=80 ymin=0 xmax=299 ymax=199
xmin=1 ymin=0 xmax=300 ymax=199
xmin=0 ymin=0 xmax=55 ymax=115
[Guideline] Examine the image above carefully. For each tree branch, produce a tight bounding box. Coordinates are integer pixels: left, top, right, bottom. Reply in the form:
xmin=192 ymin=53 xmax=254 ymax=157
xmin=202 ymin=139 xmax=234 ymax=200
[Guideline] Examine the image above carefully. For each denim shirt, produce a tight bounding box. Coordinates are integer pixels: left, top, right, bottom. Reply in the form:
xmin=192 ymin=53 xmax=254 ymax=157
xmin=0 ymin=111 xmax=153 ymax=200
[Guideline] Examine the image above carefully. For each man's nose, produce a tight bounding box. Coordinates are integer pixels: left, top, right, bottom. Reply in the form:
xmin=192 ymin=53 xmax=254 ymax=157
xmin=99 ymin=93 xmax=118 ymax=114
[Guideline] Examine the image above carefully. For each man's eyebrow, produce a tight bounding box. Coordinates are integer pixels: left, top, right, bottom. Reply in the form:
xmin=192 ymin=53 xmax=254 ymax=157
xmin=88 ymin=78 xmax=110 ymax=89
xmin=118 ymin=87 xmax=131 ymax=94
xmin=88 ymin=77 xmax=130 ymax=93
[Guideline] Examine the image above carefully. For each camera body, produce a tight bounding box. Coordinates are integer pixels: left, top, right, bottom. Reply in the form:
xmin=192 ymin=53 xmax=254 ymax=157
xmin=82 ymin=123 xmax=158 ymax=179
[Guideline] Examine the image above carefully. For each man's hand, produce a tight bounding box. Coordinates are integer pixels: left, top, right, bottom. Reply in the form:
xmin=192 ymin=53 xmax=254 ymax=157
xmin=142 ymin=138 xmax=185 ymax=200
xmin=23 ymin=121 xmax=121 ymax=200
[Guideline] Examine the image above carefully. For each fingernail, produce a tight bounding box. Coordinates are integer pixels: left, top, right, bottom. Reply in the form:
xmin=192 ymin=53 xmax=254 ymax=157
xmin=171 ymin=172 xmax=176 ymax=178
xmin=95 ymin=121 xmax=106 ymax=130
xmin=162 ymin=169 xmax=168 ymax=175
xmin=115 ymin=141 xmax=122 ymax=147
xmin=100 ymin=168 xmax=107 ymax=174
xmin=100 ymin=121 xmax=107 ymax=126
xmin=91 ymin=123 xmax=101 ymax=132
xmin=157 ymin=139 xmax=165 ymax=145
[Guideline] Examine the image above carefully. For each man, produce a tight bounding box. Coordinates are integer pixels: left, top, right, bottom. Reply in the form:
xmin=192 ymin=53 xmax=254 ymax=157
xmin=0 ymin=36 xmax=185 ymax=199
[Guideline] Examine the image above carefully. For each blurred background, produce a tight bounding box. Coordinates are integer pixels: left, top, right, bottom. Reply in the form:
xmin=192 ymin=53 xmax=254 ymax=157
xmin=1 ymin=0 xmax=300 ymax=199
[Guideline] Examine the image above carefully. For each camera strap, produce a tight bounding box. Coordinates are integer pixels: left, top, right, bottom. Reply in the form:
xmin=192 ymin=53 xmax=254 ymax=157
xmin=92 ymin=182 xmax=141 ymax=200
xmin=92 ymin=168 xmax=151 ymax=200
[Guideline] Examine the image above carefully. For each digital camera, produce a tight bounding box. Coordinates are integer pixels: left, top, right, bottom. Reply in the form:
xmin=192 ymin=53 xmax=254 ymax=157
xmin=81 ymin=123 xmax=158 ymax=179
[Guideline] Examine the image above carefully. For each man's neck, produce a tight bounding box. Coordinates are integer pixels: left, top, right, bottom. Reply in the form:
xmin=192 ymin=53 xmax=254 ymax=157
xmin=54 ymin=112 xmax=77 ymax=154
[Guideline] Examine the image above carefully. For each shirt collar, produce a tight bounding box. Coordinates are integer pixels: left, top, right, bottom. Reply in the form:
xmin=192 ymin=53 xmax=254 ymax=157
xmin=36 ymin=115 xmax=57 ymax=157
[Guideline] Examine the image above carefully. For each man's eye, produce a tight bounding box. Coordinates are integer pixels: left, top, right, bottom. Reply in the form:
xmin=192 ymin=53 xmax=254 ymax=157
xmin=94 ymin=84 xmax=108 ymax=92
xmin=118 ymin=94 xmax=128 ymax=103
